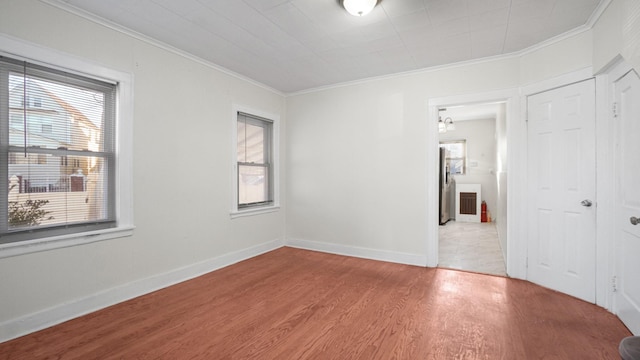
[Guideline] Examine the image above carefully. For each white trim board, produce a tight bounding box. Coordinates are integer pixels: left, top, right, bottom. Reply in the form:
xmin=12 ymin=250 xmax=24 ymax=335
xmin=286 ymin=238 xmax=428 ymax=267
xmin=0 ymin=238 xmax=284 ymax=343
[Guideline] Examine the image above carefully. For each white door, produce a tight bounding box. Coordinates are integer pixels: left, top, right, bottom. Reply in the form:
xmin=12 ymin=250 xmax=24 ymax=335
xmin=527 ymin=79 xmax=596 ymax=303
xmin=614 ymin=69 xmax=640 ymax=335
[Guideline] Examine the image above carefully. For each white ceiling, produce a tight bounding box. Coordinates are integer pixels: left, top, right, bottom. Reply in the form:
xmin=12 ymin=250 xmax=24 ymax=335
xmin=52 ymin=0 xmax=603 ymax=93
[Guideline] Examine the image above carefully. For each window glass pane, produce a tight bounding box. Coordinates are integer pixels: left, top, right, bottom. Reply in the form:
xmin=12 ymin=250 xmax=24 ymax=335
xmin=238 ymin=165 xmax=268 ymax=205
xmin=9 ymin=73 xmax=105 ymax=152
xmin=237 ymin=120 xmax=267 ymax=164
xmin=449 ymin=159 xmax=465 ymax=175
xmin=441 ymin=143 xmax=464 ymax=158
xmin=243 ymin=123 xmax=265 ymax=164
xmin=440 ymin=140 xmax=466 ymax=175
xmin=8 ymin=154 xmax=108 ymax=229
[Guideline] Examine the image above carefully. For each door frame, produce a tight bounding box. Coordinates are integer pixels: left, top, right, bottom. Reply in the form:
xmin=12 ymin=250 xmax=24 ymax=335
xmin=605 ymin=57 xmax=636 ymax=315
xmin=426 ymin=88 xmax=525 ymax=279
xmin=595 ymin=57 xmax=628 ymax=311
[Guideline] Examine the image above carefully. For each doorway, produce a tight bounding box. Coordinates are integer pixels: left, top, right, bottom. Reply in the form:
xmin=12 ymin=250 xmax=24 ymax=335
xmin=436 ymin=102 xmax=507 ymax=276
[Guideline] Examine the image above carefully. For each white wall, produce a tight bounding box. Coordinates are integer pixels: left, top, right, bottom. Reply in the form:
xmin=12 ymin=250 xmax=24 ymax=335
xmin=286 ymin=59 xmax=522 ymax=264
xmin=440 ymin=118 xmax=497 ymax=221
xmin=286 ymin=30 xmax=595 ymax=272
xmin=593 ymin=0 xmax=624 ymax=73
xmin=0 ymin=0 xmax=286 ymax=341
xmin=592 ymin=0 xmax=640 ymax=73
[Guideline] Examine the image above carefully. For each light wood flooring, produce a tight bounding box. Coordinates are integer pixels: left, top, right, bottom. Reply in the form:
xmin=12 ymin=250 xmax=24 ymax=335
xmin=0 ymin=247 xmax=631 ymax=359
xmin=439 ymin=221 xmax=507 ymax=276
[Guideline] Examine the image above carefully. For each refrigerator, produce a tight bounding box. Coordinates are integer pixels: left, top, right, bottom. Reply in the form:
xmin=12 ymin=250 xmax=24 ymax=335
xmin=439 ymin=147 xmax=453 ymax=225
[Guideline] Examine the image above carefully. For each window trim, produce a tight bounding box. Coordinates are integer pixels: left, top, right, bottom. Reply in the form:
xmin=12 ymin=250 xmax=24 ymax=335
xmin=231 ymin=104 xmax=280 ymax=218
xmin=0 ymin=34 xmax=134 ymax=259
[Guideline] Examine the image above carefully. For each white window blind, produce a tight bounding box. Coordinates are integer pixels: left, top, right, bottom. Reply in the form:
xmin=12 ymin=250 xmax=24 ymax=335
xmin=236 ymin=112 xmax=273 ymax=209
xmin=0 ymin=56 xmax=117 ymax=244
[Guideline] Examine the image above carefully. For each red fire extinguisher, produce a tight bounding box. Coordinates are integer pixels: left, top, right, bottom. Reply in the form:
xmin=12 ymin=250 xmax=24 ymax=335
xmin=481 ymin=201 xmax=487 ymax=223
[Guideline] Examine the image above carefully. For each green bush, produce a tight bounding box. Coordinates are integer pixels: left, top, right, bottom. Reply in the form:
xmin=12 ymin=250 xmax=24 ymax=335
xmin=9 ymin=199 xmax=54 ymax=227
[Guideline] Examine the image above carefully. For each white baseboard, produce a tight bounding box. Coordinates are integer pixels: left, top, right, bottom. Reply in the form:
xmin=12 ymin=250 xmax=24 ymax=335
xmin=0 ymin=238 xmax=284 ymax=343
xmin=286 ymin=238 xmax=427 ymax=267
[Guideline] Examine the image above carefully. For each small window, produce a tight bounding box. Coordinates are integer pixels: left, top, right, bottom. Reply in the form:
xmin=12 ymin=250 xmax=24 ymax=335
xmin=236 ymin=112 xmax=273 ymax=209
xmin=440 ymin=140 xmax=467 ymax=175
xmin=41 ymin=123 xmax=52 ymax=133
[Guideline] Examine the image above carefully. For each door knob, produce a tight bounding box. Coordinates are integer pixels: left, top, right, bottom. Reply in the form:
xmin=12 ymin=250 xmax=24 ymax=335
xmin=631 ymin=217 xmax=640 ymax=226
xmin=581 ymin=199 xmax=593 ymax=207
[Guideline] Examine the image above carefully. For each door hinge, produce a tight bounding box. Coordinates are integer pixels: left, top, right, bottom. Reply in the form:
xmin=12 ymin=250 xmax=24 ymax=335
xmin=612 ymin=275 xmax=618 ymax=292
xmin=613 ymin=102 xmax=618 ymax=118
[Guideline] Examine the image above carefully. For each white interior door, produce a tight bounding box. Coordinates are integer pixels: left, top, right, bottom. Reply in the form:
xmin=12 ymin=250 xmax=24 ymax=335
xmin=527 ymin=79 xmax=596 ymax=303
xmin=614 ymin=69 xmax=640 ymax=335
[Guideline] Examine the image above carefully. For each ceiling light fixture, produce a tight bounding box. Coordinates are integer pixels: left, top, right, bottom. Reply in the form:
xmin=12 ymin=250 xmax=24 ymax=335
xmin=438 ymin=117 xmax=455 ymax=133
xmin=438 ymin=117 xmax=446 ymax=133
xmin=343 ymin=0 xmax=377 ymax=16
xmin=445 ymin=117 xmax=455 ymax=131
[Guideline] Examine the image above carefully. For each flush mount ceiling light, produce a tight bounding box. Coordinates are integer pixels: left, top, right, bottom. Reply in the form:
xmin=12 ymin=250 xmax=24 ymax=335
xmin=343 ymin=0 xmax=377 ymax=16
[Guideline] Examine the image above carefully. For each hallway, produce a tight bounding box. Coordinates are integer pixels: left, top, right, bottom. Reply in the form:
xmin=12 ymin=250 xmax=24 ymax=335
xmin=438 ymin=221 xmax=506 ymax=276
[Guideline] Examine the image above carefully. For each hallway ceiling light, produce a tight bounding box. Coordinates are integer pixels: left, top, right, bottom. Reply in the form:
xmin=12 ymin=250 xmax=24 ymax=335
xmin=445 ymin=117 xmax=455 ymax=131
xmin=438 ymin=117 xmax=446 ymax=133
xmin=439 ymin=117 xmax=455 ymax=133
xmin=343 ymin=0 xmax=377 ymax=16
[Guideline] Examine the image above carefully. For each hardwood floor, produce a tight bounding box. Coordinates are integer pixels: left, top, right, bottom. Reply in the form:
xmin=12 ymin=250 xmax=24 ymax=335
xmin=0 ymin=247 xmax=631 ymax=359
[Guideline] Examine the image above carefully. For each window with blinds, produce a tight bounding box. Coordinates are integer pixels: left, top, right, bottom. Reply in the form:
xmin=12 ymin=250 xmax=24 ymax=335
xmin=236 ymin=112 xmax=273 ymax=209
xmin=440 ymin=140 xmax=467 ymax=175
xmin=0 ymin=56 xmax=117 ymax=244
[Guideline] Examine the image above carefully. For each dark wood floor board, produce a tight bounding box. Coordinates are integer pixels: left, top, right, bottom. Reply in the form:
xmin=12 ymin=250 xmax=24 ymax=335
xmin=0 ymin=247 xmax=631 ymax=359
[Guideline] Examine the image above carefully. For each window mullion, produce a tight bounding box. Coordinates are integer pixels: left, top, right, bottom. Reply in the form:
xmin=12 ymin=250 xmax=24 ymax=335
xmin=7 ymin=145 xmax=109 ymax=158
xmin=237 ymin=162 xmax=267 ymax=167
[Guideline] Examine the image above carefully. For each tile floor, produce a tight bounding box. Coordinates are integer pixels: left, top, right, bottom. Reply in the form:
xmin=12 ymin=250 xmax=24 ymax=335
xmin=438 ymin=221 xmax=507 ymax=276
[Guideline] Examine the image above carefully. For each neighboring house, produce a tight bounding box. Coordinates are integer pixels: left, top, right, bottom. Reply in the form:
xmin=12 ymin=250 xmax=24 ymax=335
xmin=8 ymin=78 xmax=100 ymax=192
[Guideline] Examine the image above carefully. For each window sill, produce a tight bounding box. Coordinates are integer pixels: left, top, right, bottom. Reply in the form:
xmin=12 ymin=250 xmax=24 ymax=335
xmin=230 ymin=205 xmax=280 ymax=219
xmin=0 ymin=226 xmax=135 ymax=259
